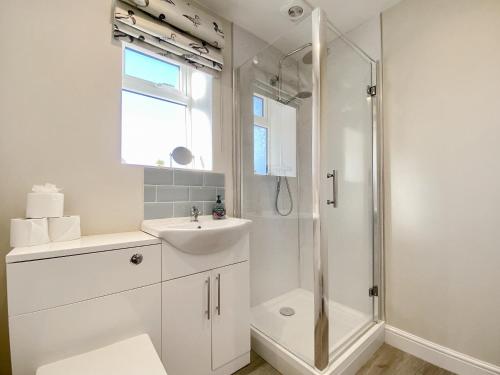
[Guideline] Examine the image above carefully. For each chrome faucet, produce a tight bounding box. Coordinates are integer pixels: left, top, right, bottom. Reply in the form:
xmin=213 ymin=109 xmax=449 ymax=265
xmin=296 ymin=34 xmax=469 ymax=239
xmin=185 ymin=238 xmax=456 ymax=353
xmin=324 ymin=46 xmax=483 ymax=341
xmin=190 ymin=206 xmax=200 ymax=222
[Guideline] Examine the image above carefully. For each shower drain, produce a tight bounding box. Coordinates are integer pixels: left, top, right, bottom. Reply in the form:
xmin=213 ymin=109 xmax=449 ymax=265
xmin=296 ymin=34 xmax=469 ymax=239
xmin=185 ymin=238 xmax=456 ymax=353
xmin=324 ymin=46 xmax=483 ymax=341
xmin=279 ymin=307 xmax=296 ymax=316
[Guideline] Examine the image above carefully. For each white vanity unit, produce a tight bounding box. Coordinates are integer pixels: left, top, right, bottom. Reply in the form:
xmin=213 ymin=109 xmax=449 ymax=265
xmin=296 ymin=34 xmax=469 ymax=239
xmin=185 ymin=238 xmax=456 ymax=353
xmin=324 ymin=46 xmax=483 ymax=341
xmin=6 ymin=232 xmax=162 ymax=375
xmin=6 ymin=217 xmax=251 ymax=375
xmin=142 ymin=216 xmax=252 ymax=375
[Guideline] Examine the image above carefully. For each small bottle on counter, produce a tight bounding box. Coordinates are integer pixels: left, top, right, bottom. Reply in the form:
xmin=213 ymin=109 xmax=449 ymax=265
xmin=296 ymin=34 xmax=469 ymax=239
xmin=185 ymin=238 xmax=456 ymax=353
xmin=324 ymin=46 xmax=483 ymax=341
xmin=212 ymin=195 xmax=226 ymax=220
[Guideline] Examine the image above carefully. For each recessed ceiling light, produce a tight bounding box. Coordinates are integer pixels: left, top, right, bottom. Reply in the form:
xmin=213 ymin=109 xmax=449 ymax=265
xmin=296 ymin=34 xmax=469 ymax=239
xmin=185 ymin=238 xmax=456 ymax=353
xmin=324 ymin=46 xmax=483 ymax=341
xmin=280 ymin=1 xmax=311 ymax=22
xmin=288 ymin=5 xmax=304 ymax=19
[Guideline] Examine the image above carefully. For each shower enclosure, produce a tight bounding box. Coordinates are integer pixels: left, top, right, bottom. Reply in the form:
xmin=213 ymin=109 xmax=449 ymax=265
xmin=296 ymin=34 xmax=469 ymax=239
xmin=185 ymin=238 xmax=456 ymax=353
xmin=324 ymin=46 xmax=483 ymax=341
xmin=234 ymin=8 xmax=383 ymax=373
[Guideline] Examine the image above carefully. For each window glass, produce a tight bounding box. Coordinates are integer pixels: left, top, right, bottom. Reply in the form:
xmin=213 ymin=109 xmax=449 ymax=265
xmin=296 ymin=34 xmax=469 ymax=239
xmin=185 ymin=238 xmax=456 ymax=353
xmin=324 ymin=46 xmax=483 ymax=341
xmin=253 ymin=95 xmax=264 ymax=117
xmin=254 ymin=125 xmax=268 ymax=175
xmin=121 ymin=90 xmax=187 ymax=167
xmin=124 ymin=47 xmax=180 ymax=89
xmin=121 ymin=46 xmax=213 ymax=170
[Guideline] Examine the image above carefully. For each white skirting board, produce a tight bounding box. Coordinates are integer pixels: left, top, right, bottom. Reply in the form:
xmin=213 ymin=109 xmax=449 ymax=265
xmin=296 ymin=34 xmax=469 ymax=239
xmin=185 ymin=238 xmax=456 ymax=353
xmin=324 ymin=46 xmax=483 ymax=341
xmin=385 ymin=325 xmax=500 ymax=375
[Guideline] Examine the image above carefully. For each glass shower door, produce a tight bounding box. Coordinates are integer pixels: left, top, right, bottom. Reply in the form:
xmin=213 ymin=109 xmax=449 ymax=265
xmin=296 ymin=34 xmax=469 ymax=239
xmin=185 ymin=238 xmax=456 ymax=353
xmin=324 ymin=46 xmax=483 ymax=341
xmin=309 ymin=9 xmax=378 ymax=367
xmin=322 ymin=19 xmax=377 ymax=358
xmin=236 ymin=7 xmax=380 ymax=372
xmin=237 ymin=13 xmax=317 ymax=368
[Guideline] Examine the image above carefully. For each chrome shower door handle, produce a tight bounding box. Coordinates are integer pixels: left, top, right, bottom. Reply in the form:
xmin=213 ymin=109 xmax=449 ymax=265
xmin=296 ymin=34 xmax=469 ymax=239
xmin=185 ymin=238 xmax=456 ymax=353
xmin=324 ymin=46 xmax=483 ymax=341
xmin=216 ymin=274 xmax=221 ymax=316
xmin=206 ymin=277 xmax=211 ymax=320
xmin=327 ymin=170 xmax=337 ymax=207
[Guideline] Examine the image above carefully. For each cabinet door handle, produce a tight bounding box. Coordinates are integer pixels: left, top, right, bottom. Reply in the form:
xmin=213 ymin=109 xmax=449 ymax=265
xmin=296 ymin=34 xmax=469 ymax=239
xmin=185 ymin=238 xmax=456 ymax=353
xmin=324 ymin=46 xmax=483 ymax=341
xmin=206 ymin=277 xmax=211 ymax=320
xmin=216 ymin=274 xmax=221 ymax=316
xmin=327 ymin=170 xmax=337 ymax=207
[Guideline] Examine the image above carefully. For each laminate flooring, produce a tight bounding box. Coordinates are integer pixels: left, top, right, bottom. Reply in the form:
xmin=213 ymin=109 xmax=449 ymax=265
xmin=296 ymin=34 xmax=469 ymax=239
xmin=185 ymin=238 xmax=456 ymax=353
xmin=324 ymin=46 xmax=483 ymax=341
xmin=233 ymin=345 xmax=455 ymax=375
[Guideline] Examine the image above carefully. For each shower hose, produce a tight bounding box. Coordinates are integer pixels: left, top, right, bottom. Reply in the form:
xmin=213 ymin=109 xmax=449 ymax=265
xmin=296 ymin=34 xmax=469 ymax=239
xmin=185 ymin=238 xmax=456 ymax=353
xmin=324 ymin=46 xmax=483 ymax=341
xmin=275 ymin=176 xmax=293 ymax=216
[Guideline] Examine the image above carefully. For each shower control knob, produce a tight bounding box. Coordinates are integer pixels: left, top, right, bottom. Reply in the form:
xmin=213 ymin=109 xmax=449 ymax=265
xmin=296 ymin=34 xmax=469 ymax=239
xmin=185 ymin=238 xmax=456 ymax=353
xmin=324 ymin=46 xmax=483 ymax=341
xmin=130 ymin=253 xmax=143 ymax=265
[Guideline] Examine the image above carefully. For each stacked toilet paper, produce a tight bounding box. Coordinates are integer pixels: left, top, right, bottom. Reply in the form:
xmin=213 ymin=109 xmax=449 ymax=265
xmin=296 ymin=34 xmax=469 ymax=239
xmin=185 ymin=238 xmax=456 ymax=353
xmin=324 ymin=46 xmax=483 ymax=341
xmin=10 ymin=218 xmax=50 ymax=247
xmin=10 ymin=184 xmax=81 ymax=247
xmin=48 ymin=216 xmax=81 ymax=242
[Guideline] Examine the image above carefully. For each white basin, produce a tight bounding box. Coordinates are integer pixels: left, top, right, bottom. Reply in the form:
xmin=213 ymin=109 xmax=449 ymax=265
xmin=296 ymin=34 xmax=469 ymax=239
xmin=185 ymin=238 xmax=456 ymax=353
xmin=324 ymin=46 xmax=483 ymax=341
xmin=141 ymin=216 xmax=252 ymax=254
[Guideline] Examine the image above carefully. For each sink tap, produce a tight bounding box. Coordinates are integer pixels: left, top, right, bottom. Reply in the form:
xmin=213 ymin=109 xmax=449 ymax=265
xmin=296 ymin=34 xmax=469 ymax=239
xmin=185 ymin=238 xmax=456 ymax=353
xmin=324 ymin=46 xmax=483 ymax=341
xmin=190 ymin=206 xmax=200 ymax=222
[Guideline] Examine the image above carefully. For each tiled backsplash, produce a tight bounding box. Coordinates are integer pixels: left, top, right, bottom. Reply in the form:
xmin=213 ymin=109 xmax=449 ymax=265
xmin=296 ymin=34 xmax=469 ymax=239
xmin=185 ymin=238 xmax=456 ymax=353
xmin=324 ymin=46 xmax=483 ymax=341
xmin=144 ymin=168 xmax=225 ymax=219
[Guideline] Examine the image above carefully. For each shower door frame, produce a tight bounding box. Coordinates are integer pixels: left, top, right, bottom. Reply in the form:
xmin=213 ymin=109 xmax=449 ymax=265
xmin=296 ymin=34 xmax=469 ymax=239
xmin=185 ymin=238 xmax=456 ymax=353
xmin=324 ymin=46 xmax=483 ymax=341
xmin=231 ymin=10 xmax=385 ymax=372
xmin=312 ymin=9 xmax=384 ymax=370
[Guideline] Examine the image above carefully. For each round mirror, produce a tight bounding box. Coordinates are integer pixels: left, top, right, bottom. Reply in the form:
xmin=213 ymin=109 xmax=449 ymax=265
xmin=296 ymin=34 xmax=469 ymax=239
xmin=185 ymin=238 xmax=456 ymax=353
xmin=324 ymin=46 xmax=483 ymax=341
xmin=171 ymin=146 xmax=193 ymax=165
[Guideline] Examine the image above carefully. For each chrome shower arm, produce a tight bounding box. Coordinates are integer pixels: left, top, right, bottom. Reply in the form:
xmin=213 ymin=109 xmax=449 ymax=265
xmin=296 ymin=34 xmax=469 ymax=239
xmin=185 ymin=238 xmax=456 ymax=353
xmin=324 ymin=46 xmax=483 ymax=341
xmin=278 ymin=42 xmax=312 ymax=101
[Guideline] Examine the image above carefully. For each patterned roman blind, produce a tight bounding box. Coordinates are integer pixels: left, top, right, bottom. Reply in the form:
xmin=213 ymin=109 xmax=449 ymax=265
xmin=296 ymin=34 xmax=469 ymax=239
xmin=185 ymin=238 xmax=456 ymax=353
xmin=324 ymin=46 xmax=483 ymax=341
xmin=113 ymin=0 xmax=225 ymax=74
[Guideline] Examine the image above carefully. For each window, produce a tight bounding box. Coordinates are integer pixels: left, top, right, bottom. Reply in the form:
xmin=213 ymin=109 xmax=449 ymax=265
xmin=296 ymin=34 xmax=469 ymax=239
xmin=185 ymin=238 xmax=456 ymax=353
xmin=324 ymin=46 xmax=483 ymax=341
xmin=124 ymin=48 xmax=180 ymax=89
xmin=253 ymin=95 xmax=264 ymax=118
xmin=254 ymin=125 xmax=268 ymax=175
xmin=121 ymin=45 xmax=213 ymax=170
xmin=253 ymin=94 xmax=268 ymax=175
xmin=252 ymin=93 xmax=297 ymax=177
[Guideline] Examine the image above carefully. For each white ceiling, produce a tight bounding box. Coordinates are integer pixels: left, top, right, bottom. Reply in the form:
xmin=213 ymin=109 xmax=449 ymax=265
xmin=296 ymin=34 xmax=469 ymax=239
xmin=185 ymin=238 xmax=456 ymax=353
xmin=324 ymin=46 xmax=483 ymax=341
xmin=196 ymin=0 xmax=402 ymax=43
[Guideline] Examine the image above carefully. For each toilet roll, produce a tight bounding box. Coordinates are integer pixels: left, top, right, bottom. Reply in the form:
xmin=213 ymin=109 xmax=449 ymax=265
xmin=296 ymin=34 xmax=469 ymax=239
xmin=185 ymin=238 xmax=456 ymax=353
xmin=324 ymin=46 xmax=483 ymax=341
xmin=26 ymin=192 xmax=64 ymax=218
xmin=10 ymin=218 xmax=50 ymax=247
xmin=48 ymin=216 xmax=81 ymax=242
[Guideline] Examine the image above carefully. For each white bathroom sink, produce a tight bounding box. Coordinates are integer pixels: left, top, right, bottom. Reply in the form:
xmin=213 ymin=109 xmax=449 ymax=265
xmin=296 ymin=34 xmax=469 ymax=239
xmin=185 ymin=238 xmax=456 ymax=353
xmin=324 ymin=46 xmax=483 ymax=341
xmin=141 ymin=216 xmax=252 ymax=254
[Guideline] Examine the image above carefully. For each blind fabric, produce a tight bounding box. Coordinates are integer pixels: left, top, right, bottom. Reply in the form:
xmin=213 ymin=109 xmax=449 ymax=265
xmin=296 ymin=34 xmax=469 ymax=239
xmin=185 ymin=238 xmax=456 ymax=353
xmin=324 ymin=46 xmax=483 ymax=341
xmin=113 ymin=0 xmax=225 ymax=73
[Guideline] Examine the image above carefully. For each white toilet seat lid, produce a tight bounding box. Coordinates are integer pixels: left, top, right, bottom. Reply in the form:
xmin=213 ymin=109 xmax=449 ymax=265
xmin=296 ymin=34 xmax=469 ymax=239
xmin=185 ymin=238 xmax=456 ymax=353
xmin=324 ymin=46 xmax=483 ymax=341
xmin=36 ymin=334 xmax=167 ymax=375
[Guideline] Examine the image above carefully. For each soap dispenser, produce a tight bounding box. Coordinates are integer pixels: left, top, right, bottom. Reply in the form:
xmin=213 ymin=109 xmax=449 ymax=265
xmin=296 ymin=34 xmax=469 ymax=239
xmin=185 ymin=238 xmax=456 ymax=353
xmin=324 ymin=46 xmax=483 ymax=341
xmin=212 ymin=195 xmax=226 ymax=220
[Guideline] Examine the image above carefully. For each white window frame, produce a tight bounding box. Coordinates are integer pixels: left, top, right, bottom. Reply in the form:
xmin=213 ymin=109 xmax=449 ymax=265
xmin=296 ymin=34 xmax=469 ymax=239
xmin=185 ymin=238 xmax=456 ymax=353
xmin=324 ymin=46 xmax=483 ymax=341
xmin=253 ymin=93 xmax=270 ymax=175
xmin=253 ymin=93 xmax=267 ymax=126
xmin=122 ymin=43 xmax=191 ymax=106
xmin=121 ymin=43 xmax=214 ymax=170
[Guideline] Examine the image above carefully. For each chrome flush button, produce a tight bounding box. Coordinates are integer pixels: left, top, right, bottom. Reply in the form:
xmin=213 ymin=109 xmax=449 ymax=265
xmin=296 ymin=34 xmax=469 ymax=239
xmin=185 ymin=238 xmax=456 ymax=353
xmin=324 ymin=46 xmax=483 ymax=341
xmin=130 ymin=253 xmax=143 ymax=265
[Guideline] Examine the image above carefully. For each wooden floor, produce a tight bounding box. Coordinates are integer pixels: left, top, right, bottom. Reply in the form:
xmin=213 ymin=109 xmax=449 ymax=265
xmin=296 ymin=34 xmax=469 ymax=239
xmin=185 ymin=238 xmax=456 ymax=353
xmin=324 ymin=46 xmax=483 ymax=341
xmin=357 ymin=344 xmax=455 ymax=375
xmin=234 ymin=345 xmax=455 ymax=375
xmin=233 ymin=351 xmax=281 ymax=375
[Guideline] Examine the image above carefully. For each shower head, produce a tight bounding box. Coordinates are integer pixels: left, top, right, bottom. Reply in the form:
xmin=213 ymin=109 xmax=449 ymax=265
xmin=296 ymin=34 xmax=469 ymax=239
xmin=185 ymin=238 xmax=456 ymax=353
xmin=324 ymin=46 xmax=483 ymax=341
xmin=302 ymin=51 xmax=312 ymax=65
xmin=276 ymin=43 xmax=312 ymax=102
xmin=282 ymin=90 xmax=312 ymax=104
xmin=279 ymin=43 xmax=312 ymax=66
xmin=295 ymin=91 xmax=312 ymax=99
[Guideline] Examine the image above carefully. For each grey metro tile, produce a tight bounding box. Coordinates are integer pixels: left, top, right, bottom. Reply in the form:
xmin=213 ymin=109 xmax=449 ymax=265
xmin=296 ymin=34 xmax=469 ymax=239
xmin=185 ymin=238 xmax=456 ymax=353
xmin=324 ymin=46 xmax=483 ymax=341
xmin=144 ymin=203 xmax=173 ymax=219
xmin=216 ymin=188 xmax=225 ymax=200
xmin=144 ymin=185 xmax=156 ymax=202
xmin=157 ymin=186 xmax=189 ymax=202
xmin=144 ymin=167 xmax=173 ymax=185
xmin=204 ymin=172 xmax=225 ymax=187
xmin=174 ymin=169 xmax=203 ymax=186
xmin=190 ymin=186 xmax=217 ymax=201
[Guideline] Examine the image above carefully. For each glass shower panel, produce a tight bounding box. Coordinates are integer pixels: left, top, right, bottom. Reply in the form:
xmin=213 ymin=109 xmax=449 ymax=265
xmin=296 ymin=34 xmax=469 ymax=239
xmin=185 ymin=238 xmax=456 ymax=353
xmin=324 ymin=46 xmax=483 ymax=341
xmin=238 ymin=9 xmax=378 ymax=370
xmin=237 ymin=14 xmax=316 ymax=366
xmin=324 ymin=32 xmax=376 ymax=356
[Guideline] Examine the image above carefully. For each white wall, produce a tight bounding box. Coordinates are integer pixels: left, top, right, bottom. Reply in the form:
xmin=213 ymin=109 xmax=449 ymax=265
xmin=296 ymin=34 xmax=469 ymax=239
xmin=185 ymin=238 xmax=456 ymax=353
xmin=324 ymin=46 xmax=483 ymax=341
xmin=345 ymin=16 xmax=381 ymax=61
xmin=383 ymin=0 xmax=500 ymax=366
xmin=0 ymin=2 xmax=233 ymax=373
xmin=233 ymin=25 xmax=268 ymax=68
xmin=0 ymin=3 xmax=141 ymax=372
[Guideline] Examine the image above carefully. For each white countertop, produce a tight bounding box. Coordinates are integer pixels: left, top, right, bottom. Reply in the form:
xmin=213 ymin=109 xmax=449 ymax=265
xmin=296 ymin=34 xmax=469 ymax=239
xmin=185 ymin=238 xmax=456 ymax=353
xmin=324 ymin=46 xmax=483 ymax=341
xmin=6 ymin=231 xmax=160 ymax=263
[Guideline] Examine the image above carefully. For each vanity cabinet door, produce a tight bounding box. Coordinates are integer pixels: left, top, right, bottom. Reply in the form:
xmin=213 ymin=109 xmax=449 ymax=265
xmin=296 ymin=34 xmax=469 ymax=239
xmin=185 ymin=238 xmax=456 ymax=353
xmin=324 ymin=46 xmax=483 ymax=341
xmin=211 ymin=261 xmax=250 ymax=370
xmin=162 ymin=272 xmax=212 ymax=375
